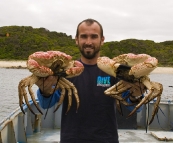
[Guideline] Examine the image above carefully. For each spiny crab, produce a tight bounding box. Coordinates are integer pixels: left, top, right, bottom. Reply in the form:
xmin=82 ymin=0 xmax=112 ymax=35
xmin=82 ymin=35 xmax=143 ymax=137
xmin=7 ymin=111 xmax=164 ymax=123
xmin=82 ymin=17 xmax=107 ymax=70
xmin=97 ymin=53 xmax=163 ymax=124
xmin=18 ymin=51 xmax=84 ymax=115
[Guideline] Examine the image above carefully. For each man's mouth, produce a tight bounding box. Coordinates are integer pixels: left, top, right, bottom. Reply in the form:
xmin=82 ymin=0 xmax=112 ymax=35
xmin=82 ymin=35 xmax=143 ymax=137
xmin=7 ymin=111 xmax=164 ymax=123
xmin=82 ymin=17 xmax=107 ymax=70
xmin=84 ymin=46 xmax=94 ymax=49
xmin=84 ymin=47 xmax=94 ymax=52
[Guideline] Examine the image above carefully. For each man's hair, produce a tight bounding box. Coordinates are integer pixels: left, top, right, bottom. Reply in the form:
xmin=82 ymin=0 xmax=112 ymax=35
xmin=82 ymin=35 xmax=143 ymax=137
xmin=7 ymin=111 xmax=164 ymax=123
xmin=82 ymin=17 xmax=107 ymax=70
xmin=75 ymin=18 xmax=104 ymax=38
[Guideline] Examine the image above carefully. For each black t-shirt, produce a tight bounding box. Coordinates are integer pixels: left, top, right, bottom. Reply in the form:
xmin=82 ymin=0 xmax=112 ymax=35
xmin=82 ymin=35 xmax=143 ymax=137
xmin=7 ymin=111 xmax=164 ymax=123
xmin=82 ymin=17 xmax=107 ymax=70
xmin=60 ymin=63 xmax=119 ymax=143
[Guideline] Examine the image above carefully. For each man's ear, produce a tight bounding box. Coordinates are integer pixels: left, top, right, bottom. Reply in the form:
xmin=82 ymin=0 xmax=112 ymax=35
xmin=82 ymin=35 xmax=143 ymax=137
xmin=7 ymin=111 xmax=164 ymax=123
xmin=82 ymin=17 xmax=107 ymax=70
xmin=101 ymin=36 xmax=105 ymax=45
xmin=75 ymin=37 xmax=78 ymax=45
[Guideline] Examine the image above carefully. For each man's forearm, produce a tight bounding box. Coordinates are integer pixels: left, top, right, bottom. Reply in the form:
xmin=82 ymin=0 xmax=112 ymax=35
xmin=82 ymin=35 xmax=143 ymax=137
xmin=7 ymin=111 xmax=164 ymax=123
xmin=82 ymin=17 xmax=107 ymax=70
xmin=37 ymin=89 xmax=61 ymax=109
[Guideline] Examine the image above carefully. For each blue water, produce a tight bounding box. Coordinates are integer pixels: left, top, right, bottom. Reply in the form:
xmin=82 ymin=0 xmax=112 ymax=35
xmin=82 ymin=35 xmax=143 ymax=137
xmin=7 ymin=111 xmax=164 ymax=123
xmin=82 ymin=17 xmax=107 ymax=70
xmin=0 ymin=68 xmax=173 ymax=122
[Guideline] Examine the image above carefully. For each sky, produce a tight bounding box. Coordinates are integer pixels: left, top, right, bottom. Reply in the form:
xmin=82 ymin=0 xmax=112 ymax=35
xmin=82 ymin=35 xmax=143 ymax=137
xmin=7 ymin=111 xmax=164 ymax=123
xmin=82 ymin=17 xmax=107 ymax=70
xmin=0 ymin=0 xmax=173 ymax=43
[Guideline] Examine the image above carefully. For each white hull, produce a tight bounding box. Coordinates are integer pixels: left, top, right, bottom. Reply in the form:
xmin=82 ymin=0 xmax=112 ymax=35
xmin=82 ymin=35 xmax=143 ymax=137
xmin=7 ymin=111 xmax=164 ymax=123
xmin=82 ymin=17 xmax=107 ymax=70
xmin=0 ymin=99 xmax=173 ymax=142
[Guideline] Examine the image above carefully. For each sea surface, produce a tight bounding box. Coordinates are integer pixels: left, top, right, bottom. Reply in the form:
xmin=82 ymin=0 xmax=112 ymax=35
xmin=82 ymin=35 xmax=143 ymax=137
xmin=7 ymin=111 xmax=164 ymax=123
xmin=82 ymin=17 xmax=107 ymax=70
xmin=0 ymin=68 xmax=173 ymax=122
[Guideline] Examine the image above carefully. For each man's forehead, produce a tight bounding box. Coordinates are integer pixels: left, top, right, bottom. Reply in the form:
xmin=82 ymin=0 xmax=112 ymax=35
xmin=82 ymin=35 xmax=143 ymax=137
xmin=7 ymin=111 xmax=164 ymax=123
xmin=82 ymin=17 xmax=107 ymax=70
xmin=78 ymin=22 xmax=101 ymax=34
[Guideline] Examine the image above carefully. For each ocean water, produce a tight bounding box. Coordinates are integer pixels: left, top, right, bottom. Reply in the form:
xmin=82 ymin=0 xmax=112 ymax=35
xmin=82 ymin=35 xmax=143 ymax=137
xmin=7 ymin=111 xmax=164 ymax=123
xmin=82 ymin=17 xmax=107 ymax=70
xmin=0 ymin=68 xmax=173 ymax=122
xmin=0 ymin=68 xmax=38 ymax=121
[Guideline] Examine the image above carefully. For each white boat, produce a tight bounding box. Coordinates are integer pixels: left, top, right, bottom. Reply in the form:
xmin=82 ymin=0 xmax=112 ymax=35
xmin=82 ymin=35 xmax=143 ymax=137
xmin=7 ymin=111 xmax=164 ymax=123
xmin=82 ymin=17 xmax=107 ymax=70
xmin=0 ymin=99 xmax=173 ymax=143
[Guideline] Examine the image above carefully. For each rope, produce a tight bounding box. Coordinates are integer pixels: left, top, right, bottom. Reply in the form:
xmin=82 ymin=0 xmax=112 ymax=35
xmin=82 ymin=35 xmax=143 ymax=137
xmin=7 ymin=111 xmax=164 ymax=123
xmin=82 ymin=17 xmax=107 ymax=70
xmin=44 ymin=76 xmax=61 ymax=119
xmin=145 ymin=102 xmax=149 ymax=133
xmin=157 ymin=105 xmax=173 ymax=131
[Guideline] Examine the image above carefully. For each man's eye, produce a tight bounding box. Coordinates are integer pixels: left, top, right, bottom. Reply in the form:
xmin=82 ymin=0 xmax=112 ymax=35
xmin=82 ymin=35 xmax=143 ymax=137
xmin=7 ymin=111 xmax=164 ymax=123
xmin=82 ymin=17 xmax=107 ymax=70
xmin=91 ymin=35 xmax=98 ymax=39
xmin=80 ymin=35 xmax=87 ymax=38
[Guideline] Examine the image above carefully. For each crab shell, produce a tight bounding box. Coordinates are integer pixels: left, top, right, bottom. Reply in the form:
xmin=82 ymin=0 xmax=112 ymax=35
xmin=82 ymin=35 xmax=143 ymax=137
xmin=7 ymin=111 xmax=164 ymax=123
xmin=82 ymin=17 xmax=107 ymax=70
xmin=97 ymin=53 xmax=158 ymax=78
xmin=27 ymin=51 xmax=84 ymax=78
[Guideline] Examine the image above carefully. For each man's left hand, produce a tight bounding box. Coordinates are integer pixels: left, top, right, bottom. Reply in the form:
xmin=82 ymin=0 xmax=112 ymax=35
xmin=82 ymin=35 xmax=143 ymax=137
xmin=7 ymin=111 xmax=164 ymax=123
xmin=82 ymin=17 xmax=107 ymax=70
xmin=121 ymin=80 xmax=147 ymax=102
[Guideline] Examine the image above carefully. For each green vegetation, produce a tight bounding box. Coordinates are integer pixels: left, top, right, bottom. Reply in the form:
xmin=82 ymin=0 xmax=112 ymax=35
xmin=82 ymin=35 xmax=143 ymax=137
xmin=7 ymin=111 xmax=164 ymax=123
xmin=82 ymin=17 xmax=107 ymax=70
xmin=0 ymin=26 xmax=173 ymax=66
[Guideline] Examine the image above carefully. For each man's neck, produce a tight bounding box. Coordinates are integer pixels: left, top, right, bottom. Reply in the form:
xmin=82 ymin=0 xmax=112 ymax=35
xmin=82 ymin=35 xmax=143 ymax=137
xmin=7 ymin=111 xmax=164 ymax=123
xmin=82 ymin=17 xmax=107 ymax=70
xmin=80 ymin=54 xmax=99 ymax=65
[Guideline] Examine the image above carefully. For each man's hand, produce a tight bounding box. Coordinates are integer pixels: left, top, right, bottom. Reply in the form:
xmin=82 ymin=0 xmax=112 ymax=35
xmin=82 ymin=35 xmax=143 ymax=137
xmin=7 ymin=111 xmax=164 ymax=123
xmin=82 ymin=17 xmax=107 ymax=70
xmin=36 ymin=76 xmax=58 ymax=97
xmin=121 ymin=80 xmax=147 ymax=102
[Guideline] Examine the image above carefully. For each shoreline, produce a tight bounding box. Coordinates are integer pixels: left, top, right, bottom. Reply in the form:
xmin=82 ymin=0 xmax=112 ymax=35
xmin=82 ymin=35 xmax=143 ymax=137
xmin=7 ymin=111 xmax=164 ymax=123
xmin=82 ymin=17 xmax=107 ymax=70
xmin=0 ymin=60 xmax=173 ymax=74
xmin=0 ymin=60 xmax=27 ymax=69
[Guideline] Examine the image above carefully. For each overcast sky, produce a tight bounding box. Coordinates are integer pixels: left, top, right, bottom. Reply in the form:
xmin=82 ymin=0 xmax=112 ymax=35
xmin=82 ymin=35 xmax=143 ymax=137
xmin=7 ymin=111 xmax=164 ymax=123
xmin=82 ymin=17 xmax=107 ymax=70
xmin=0 ymin=0 xmax=173 ymax=42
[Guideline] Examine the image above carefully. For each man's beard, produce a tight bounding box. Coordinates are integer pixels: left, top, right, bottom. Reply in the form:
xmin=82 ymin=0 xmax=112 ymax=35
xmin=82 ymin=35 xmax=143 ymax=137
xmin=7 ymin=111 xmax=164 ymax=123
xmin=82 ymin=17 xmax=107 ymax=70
xmin=79 ymin=45 xmax=100 ymax=59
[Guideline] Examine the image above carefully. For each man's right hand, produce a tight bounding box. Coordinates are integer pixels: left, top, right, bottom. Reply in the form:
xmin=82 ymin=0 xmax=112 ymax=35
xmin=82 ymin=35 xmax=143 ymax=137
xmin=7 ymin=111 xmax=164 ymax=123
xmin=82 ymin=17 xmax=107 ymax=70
xmin=36 ymin=76 xmax=58 ymax=97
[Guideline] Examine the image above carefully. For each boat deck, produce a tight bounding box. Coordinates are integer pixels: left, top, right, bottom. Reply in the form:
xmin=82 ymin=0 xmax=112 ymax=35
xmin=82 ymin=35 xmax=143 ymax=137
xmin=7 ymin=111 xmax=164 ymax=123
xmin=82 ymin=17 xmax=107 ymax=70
xmin=1 ymin=102 xmax=172 ymax=143
xmin=27 ymin=129 xmax=173 ymax=143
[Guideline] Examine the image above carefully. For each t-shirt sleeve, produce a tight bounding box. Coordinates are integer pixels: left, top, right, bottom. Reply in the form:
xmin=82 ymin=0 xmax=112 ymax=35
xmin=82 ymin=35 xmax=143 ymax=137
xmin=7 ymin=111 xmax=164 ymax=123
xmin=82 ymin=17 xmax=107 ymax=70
xmin=37 ymin=89 xmax=61 ymax=109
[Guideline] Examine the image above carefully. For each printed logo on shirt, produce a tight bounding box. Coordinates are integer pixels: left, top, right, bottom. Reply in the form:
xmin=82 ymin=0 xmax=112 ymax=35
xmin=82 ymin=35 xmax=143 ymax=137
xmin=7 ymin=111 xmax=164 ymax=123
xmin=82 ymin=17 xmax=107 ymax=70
xmin=97 ymin=76 xmax=111 ymax=87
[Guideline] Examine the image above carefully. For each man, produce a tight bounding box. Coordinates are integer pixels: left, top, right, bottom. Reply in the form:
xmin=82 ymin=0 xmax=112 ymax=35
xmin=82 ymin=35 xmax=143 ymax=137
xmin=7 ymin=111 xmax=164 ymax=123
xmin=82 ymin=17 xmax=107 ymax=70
xmin=36 ymin=18 xmax=145 ymax=143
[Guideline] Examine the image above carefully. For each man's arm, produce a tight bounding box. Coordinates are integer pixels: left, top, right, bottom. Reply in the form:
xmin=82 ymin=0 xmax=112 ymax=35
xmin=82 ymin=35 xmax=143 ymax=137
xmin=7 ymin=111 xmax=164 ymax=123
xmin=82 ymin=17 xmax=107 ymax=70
xmin=121 ymin=80 xmax=146 ymax=112
xmin=37 ymin=89 xmax=61 ymax=109
xmin=36 ymin=76 xmax=61 ymax=109
xmin=122 ymin=91 xmax=144 ymax=112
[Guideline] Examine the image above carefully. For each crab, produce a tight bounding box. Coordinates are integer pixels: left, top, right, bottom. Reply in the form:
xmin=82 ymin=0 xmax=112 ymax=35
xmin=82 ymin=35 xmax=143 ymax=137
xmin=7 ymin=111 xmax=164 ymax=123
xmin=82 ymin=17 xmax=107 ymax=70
xmin=18 ymin=51 xmax=84 ymax=115
xmin=97 ymin=53 xmax=163 ymax=125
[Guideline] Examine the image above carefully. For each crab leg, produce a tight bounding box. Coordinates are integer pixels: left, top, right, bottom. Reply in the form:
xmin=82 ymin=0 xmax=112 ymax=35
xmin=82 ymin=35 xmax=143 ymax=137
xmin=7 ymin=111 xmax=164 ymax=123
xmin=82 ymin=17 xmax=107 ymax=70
xmin=127 ymin=89 xmax=153 ymax=117
xmin=127 ymin=81 xmax=162 ymax=124
xmin=28 ymin=76 xmax=43 ymax=114
xmin=54 ymin=81 xmax=66 ymax=113
xmin=61 ymin=80 xmax=73 ymax=114
xmin=18 ymin=75 xmax=43 ymax=115
xmin=18 ymin=82 xmax=25 ymax=114
xmin=105 ymin=81 xmax=136 ymax=115
xmin=54 ymin=79 xmax=73 ymax=114
xmin=104 ymin=80 xmax=132 ymax=95
xmin=54 ymin=78 xmax=80 ymax=113
xmin=115 ymin=99 xmax=123 ymax=115
xmin=19 ymin=79 xmax=36 ymax=115
xmin=61 ymin=78 xmax=80 ymax=111
xmin=146 ymin=82 xmax=162 ymax=124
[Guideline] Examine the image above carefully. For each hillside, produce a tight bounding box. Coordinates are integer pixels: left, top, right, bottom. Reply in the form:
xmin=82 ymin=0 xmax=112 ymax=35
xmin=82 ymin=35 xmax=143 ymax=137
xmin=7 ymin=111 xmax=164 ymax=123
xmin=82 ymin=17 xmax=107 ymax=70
xmin=0 ymin=26 xmax=173 ymax=66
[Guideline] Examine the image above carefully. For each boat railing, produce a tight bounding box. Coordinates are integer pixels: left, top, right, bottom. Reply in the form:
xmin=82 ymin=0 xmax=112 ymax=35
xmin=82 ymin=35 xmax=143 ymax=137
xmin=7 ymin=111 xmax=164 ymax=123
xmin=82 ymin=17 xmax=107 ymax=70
xmin=0 ymin=99 xmax=172 ymax=143
xmin=0 ymin=99 xmax=62 ymax=143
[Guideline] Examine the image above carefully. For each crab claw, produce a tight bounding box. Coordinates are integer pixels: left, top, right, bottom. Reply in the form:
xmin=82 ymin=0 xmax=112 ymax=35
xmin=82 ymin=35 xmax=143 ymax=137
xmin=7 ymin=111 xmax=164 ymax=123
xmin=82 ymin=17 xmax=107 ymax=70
xmin=97 ymin=57 xmax=120 ymax=77
xmin=65 ymin=61 xmax=84 ymax=78
xmin=97 ymin=57 xmax=135 ymax=82
xmin=27 ymin=59 xmax=54 ymax=77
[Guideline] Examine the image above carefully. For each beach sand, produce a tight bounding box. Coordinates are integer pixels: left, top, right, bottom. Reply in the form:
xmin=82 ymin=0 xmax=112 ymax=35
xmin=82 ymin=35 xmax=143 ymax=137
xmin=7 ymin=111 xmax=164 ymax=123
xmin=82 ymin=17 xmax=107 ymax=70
xmin=0 ymin=60 xmax=27 ymax=68
xmin=0 ymin=60 xmax=173 ymax=74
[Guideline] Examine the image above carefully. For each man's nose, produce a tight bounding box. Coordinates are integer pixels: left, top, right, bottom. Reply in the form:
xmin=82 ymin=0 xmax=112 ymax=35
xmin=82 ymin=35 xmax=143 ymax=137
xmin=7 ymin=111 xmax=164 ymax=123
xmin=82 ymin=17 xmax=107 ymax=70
xmin=85 ymin=37 xmax=92 ymax=45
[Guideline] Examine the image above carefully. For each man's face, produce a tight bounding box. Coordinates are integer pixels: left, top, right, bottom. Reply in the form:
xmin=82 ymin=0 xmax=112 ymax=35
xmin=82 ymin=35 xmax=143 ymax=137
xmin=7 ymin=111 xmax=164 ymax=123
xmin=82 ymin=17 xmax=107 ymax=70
xmin=75 ymin=22 xmax=104 ymax=59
